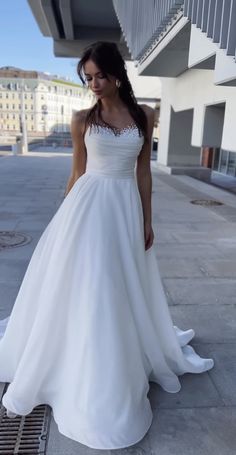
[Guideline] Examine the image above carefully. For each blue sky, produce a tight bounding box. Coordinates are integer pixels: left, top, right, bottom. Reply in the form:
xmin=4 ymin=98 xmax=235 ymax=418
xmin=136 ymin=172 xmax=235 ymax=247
xmin=1 ymin=0 xmax=80 ymax=83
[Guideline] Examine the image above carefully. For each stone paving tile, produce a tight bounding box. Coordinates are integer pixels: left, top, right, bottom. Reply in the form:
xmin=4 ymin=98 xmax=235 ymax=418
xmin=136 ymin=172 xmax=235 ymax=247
xmin=171 ymin=231 xmax=236 ymax=243
xmin=163 ymin=277 xmax=236 ymax=305
xmin=184 ymin=221 xmax=234 ymax=232
xmin=0 ymin=258 xmax=29 ymax=283
xmin=148 ymin=369 xmax=223 ymax=409
xmin=170 ymin=303 xmax=236 ymax=343
xmin=154 ymin=243 xmax=223 ymax=259
xmin=214 ymin=239 xmax=236 ymax=259
xmin=173 ymin=174 xmax=236 ymax=206
xmin=196 ymin=343 xmax=236 ymax=406
xmin=0 ymin=220 xmax=19 ymax=230
xmin=14 ymin=219 xmax=53 ymax=230
xmin=147 ymin=407 xmax=236 ymax=455
xmin=0 ymin=281 xmax=21 ymax=315
xmin=157 ymin=259 xmax=205 ymax=278
xmin=198 ymin=259 xmax=236 ymax=277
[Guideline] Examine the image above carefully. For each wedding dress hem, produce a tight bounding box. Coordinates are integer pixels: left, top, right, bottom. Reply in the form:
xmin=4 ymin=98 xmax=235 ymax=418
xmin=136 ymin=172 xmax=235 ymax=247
xmin=56 ymin=412 xmax=153 ymax=450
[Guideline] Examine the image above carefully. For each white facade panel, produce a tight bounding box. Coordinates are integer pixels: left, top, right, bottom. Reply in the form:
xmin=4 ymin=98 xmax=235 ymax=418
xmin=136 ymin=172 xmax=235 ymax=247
xmin=158 ymin=68 xmax=236 ymax=169
xmin=188 ymin=25 xmax=217 ymax=68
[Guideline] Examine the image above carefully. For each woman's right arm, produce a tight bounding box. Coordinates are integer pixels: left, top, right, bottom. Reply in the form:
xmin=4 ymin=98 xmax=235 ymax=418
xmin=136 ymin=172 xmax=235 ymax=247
xmin=64 ymin=110 xmax=88 ymax=198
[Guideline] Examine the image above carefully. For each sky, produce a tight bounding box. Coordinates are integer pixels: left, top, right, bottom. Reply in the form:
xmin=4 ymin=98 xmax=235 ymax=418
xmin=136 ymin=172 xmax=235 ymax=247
xmin=1 ymin=0 xmax=80 ymax=83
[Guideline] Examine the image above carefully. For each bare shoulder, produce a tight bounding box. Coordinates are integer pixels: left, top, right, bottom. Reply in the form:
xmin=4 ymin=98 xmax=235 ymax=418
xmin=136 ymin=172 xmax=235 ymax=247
xmin=139 ymin=103 xmax=155 ymax=118
xmin=71 ymin=108 xmax=91 ymax=135
xmin=71 ymin=108 xmax=90 ymax=125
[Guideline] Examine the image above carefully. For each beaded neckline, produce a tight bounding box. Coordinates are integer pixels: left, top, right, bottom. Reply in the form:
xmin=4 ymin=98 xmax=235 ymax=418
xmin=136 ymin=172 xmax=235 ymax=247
xmin=86 ymin=123 xmax=140 ymax=137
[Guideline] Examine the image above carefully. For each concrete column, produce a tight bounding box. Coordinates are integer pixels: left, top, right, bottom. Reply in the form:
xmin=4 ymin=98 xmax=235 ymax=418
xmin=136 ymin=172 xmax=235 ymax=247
xmin=156 ymin=101 xmax=172 ymax=166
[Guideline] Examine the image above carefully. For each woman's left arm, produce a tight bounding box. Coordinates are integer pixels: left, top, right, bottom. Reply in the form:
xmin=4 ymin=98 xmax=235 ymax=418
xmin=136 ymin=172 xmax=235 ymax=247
xmin=136 ymin=105 xmax=155 ymax=250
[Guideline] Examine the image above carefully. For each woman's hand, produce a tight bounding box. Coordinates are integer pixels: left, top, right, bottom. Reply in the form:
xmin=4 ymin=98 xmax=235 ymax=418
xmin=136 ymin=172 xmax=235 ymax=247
xmin=144 ymin=222 xmax=155 ymax=250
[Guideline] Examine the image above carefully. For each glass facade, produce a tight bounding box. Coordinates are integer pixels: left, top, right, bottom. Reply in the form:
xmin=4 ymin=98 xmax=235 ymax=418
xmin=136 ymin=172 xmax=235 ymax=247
xmin=212 ymin=148 xmax=236 ymax=177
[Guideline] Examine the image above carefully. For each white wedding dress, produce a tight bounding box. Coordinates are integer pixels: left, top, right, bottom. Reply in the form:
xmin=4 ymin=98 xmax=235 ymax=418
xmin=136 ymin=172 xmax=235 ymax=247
xmin=0 ymin=123 xmax=214 ymax=450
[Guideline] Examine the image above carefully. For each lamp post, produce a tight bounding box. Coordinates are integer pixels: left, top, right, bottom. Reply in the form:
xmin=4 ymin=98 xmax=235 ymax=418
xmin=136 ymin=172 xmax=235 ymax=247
xmin=20 ymin=80 xmax=28 ymax=154
xmin=41 ymin=104 xmax=48 ymax=146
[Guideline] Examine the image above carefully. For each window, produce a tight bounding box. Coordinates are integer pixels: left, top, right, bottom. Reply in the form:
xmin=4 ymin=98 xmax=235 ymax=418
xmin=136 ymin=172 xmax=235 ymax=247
xmin=219 ymin=149 xmax=227 ymax=173
xmin=212 ymin=148 xmax=236 ymax=177
xmin=228 ymin=152 xmax=236 ymax=177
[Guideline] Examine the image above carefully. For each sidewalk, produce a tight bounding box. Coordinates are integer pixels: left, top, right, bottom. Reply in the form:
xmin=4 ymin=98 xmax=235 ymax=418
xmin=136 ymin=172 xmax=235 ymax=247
xmin=0 ymin=153 xmax=236 ymax=454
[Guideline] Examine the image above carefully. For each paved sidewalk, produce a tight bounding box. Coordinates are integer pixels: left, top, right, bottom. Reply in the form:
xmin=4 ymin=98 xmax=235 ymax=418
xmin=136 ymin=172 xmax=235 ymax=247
xmin=0 ymin=153 xmax=236 ymax=454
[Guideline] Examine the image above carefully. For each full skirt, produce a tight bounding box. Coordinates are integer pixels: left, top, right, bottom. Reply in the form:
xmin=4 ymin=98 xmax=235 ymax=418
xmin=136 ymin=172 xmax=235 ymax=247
xmin=0 ymin=172 xmax=214 ymax=449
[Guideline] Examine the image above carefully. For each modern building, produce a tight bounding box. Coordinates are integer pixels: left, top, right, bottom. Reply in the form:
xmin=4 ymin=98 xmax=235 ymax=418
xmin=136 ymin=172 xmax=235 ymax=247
xmin=28 ymin=0 xmax=236 ymax=180
xmin=0 ymin=67 xmax=94 ymax=144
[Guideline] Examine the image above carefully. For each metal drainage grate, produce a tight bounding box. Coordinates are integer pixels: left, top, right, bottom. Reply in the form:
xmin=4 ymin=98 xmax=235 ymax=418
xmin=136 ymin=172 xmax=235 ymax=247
xmin=190 ymin=199 xmax=223 ymax=206
xmin=0 ymin=384 xmax=51 ymax=454
xmin=0 ymin=231 xmax=32 ymax=250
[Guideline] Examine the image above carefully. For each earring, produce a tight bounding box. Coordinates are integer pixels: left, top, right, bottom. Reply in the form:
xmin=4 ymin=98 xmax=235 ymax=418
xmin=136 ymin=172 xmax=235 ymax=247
xmin=116 ymin=79 xmax=121 ymax=88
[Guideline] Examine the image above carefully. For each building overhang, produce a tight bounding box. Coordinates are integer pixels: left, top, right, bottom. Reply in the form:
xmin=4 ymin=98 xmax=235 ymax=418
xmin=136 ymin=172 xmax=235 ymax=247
xmin=138 ymin=17 xmax=191 ymax=77
xmin=27 ymin=0 xmax=131 ymax=59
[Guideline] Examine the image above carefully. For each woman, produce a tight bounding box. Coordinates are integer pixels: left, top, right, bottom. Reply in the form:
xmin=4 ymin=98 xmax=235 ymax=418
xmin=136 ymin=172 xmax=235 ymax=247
xmin=0 ymin=41 xmax=214 ymax=450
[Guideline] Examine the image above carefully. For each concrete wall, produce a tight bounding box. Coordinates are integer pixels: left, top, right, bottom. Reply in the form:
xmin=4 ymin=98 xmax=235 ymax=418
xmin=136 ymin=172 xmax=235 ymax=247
xmin=188 ymin=23 xmax=236 ymax=86
xmin=168 ymin=107 xmax=201 ymax=166
xmin=202 ymin=105 xmax=225 ymax=148
xmin=158 ymin=68 xmax=236 ymax=168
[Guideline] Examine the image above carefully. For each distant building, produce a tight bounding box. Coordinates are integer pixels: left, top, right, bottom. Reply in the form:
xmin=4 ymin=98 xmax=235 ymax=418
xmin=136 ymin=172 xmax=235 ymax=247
xmin=0 ymin=67 xmax=94 ymax=138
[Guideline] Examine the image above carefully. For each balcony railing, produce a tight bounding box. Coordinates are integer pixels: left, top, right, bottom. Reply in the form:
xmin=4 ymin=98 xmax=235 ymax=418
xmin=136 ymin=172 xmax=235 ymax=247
xmin=112 ymin=0 xmax=184 ymax=60
xmin=183 ymin=0 xmax=236 ymax=58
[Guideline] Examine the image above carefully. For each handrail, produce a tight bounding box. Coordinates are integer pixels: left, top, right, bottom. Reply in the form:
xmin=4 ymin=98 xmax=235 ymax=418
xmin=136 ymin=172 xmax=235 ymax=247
xmin=112 ymin=0 xmax=184 ymax=60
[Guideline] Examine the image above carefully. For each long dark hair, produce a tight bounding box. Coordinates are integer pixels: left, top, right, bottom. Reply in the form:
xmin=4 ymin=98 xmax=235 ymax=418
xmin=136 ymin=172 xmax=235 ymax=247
xmin=77 ymin=41 xmax=148 ymax=142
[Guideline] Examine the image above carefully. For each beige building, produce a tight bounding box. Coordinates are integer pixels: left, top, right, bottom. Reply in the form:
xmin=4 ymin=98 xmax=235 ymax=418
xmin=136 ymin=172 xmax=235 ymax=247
xmin=0 ymin=67 xmax=94 ymax=141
